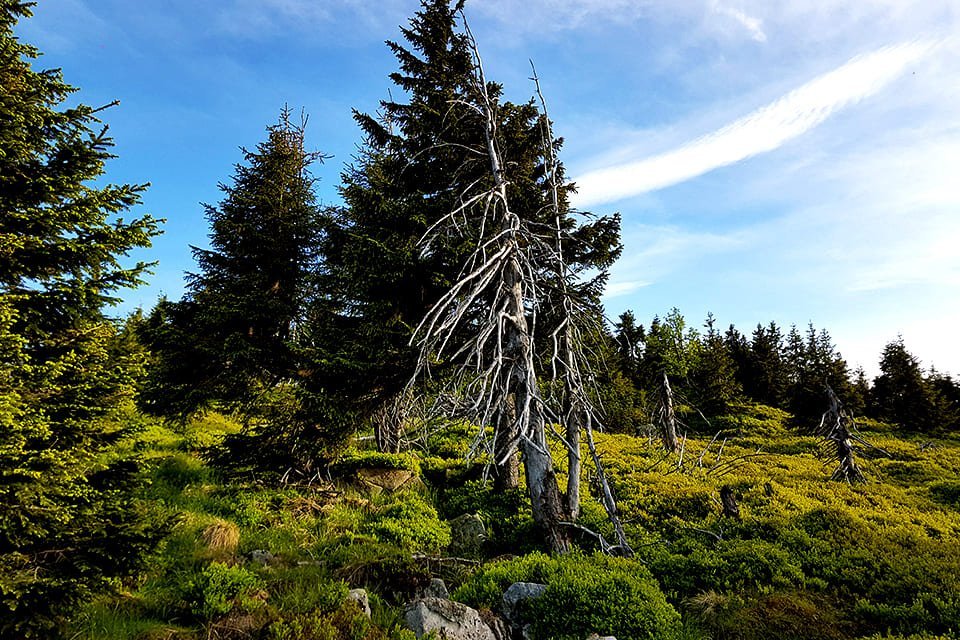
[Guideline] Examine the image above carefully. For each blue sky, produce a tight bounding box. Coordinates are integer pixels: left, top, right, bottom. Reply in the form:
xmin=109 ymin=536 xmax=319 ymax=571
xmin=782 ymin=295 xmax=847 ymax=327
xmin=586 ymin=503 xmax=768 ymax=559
xmin=18 ymin=0 xmax=960 ymax=377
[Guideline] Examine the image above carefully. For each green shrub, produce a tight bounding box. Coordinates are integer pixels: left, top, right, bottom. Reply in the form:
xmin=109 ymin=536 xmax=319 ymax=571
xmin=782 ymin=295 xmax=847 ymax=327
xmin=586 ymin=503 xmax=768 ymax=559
xmin=267 ymin=599 xmax=373 ymax=640
xmin=684 ymin=590 xmax=847 ymax=640
xmin=152 ymin=453 xmax=210 ymax=492
xmin=643 ymin=538 xmax=805 ymax=599
xmin=455 ymin=552 xmax=681 ymax=640
xmin=185 ymin=562 xmax=262 ymax=620
xmin=269 ymin=564 xmax=347 ymax=615
xmin=332 ymin=449 xmax=422 ymax=475
xmin=323 ymin=538 xmax=432 ymax=604
xmin=365 ymin=491 xmax=450 ymax=553
xmin=928 ymin=480 xmax=960 ymax=510
xmin=440 ymin=480 xmax=538 ymax=554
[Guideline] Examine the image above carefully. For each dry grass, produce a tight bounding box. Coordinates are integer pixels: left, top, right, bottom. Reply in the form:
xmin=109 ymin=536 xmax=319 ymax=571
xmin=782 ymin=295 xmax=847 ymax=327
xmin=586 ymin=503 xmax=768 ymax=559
xmin=200 ymin=519 xmax=240 ymax=557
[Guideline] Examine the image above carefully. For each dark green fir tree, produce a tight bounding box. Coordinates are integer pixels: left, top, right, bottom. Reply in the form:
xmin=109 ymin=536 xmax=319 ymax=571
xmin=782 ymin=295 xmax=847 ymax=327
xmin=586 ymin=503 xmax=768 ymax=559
xmin=0 ymin=2 xmax=162 ymax=634
xmin=141 ymin=110 xmax=350 ymax=470
xmin=871 ymin=337 xmax=942 ymax=431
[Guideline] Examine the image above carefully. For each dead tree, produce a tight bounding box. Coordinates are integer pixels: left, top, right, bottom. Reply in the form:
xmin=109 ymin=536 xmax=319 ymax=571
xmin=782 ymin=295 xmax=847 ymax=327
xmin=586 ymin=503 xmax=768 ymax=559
xmin=719 ymin=485 xmax=740 ymax=519
xmin=406 ymin=13 xmax=637 ymax=554
xmin=532 ymin=63 xmax=631 ymax=554
xmin=654 ymin=372 xmax=681 ymax=453
xmin=816 ymin=384 xmax=866 ymax=483
xmin=409 ymin=24 xmax=571 ymax=552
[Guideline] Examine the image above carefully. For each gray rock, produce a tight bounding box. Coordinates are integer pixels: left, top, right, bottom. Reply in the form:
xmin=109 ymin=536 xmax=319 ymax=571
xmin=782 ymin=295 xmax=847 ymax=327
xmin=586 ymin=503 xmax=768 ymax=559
xmin=585 ymin=635 xmax=617 ymax=640
xmin=423 ymin=577 xmax=450 ymax=599
xmin=348 ymin=588 xmax=371 ymax=618
xmin=405 ymin=597 xmax=496 ymax=640
xmin=449 ymin=513 xmax=487 ymax=558
xmin=248 ymin=549 xmax=274 ymax=565
xmin=478 ymin=609 xmax=511 ymax=640
xmin=501 ymin=582 xmax=547 ymax=627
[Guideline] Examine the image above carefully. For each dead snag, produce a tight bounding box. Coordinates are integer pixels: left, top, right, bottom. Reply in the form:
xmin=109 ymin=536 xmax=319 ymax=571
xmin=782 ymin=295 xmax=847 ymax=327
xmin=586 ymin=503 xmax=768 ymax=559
xmin=654 ymin=372 xmax=681 ymax=453
xmin=816 ymin=384 xmax=866 ymax=484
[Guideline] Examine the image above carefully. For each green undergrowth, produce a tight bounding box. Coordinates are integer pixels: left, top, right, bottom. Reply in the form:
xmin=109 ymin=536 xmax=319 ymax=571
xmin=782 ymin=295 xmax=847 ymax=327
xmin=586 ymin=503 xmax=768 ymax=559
xmin=588 ymin=404 xmax=960 ymax=639
xmin=69 ymin=414 xmax=425 ymax=639
xmin=455 ymin=552 xmax=683 ymax=639
xmin=67 ymin=406 xmax=960 ymax=640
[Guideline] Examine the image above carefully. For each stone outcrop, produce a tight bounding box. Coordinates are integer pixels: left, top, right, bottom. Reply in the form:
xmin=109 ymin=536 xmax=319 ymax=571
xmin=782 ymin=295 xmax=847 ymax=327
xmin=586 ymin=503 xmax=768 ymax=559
xmin=448 ymin=513 xmax=487 ymax=558
xmin=348 ymin=588 xmax=371 ymax=618
xmin=422 ymin=577 xmax=450 ymax=599
xmin=404 ymin=597 xmax=497 ymax=640
xmin=501 ymin=582 xmax=547 ymax=629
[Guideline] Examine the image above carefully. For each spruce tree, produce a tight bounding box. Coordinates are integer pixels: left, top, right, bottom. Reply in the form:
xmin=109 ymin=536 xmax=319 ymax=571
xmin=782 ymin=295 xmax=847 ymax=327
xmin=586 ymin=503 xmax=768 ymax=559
xmin=320 ymin=0 xmax=479 ymax=452
xmin=871 ymin=337 xmax=940 ymax=431
xmin=690 ymin=312 xmax=741 ymax=416
xmin=0 ymin=2 xmax=161 ymax=634
xmin=333 ymin=0 xmax=623 ymax=546
xmin=724 ymin=324 xmax=751 ymax=398
xmin=746 ymin=321 xmax=787 ymax=407
xmin=613 ymin=310 xmax=645 ymax=379
xmin=784 ymin=323 xmax=851 ymax=426
xmin=141 ymin=111 xmax=350 ymax=470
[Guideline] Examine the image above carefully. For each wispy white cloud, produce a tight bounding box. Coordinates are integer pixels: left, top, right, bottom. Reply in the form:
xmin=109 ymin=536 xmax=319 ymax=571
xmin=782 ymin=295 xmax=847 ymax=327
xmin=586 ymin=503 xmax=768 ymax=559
xmin=604 ymin=223 xmax=746 ymax=295
xmin=572 ymin=39 xmax=939 ymax=207
xmin=711 ymin=0 xmax=766 ymax=42
xmin=604 ymin=280 xmax=652 ymax=298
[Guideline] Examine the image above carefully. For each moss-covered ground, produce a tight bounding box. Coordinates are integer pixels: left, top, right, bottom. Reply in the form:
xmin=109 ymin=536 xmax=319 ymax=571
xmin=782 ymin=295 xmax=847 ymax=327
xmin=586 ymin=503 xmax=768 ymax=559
xmin=69 ymin=405 xmax=960 ymax=640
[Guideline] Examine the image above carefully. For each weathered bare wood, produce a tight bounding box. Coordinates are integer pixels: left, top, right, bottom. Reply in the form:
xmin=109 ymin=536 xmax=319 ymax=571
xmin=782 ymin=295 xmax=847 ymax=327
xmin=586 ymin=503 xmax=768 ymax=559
xmin=720 ymin=485 xmax=740 ymax=519
xmin=406 ymin=18 xmax=574 ymax=552
xmin=816 ymin=384 xmax=866 ymax=484
xmin=654 ymin=372 xmax=681 ymax=453
xmin=531 ymin=61 xmax=630 ymax=554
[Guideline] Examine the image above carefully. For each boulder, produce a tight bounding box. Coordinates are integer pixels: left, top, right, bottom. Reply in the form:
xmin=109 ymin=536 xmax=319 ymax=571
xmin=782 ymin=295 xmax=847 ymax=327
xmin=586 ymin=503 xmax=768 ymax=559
xmin=586 ymin=635 xmax=617 ymax=640
xmin=501 ymin=582 xmax=547 ymax=627
xmin=405 ymin=597 xmax=496 ymax=640
xmin=348 ymin=588 xmax=371 ymax=618
xmin=247 ymin=549 xmax=275 ymax=566
xmin=449 ymin=513 xmax=487 ymax=558
xmin=479 ymin=609 xmax=511 ymax=640
xmin=423 ymin=577 xmax=450 ymax=599
xmin=357 ymin=467 xmax=415 ymax=492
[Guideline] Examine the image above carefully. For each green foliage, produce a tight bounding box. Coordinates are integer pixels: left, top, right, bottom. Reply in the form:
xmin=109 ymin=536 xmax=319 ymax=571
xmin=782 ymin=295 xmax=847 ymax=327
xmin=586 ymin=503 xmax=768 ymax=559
xmin=870 ymin=338 xmax=955 ymax=432
xmin=333 ymin=449 xmax=422 ymax=475
xmin=270 ymin=564 xmax=347 ymax=615
xmin=141 ymin=109 xmax=324 ymax=416
xmin=928 ymin=480 xmax=960 ymax=510
xmin=0 ymin=2 xmax=162 ymax=635
xmin=140 ymin=111 xmax=354 ymax=472
xmin=440 ymin=480 xmax=537 ymax=554
xmin=647 ymin=538 xmax=806 ymax=596
xmin=323 ymin=539 xmax=432 ymax=604
xmin=689 ymin=313 xmax=742 ymax=417
xmin=685 ymin=590 xmax=847 ymax=640
xmin=584 ymin=428 xmax=960 ymax=638
xmin=712 ymin=402 xmax=791 ymax=437
xmin=364 ymin=492 xmax=450 ymax=553
xmin=185 ymin=561 xmax=262 ymax=619
xmin=456 ymin=552 xmax=682 ymax=640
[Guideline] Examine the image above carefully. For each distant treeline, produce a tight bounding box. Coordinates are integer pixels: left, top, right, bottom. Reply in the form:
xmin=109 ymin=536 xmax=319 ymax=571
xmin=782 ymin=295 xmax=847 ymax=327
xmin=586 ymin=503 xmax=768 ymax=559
xmin=605 ymin=307 xmax=960 ymax=432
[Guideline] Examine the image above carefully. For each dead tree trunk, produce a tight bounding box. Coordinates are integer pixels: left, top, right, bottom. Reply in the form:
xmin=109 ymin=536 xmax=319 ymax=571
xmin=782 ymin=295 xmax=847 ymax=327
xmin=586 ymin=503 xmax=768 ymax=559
xmin=373 ymin=391 xmax=405 ymax=454
xmin=720 ymin=485 xmax=740 ymax=519
xmin=407 ymin=25 xmax=572 ymax=553
xmin=493 ymin=394 xmax=520 ymax=491
xmin=531 ymin=63 xmax=630 ymax=554
xmin=655 ymin=371 xmax=680 ymax=453
xmin=817 ymin=384 xmax=865 ymax=484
